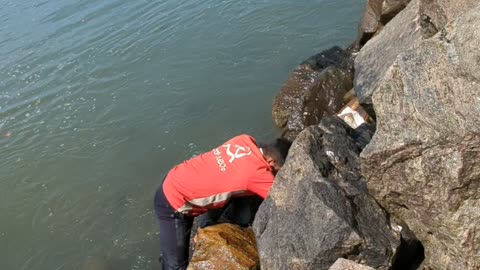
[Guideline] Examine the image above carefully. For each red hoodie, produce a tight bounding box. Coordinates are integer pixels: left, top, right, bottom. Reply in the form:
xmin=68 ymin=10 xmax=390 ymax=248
xmin=162 ymin=134 xmax=274 ymax=216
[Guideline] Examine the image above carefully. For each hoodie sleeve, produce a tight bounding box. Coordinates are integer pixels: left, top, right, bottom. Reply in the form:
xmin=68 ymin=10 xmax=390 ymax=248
xmin=247 ymin=169 xmax=275 ymax=199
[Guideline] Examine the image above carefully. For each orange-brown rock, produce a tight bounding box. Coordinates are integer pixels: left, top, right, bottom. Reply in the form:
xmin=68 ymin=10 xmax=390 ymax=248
xmin=188 ymin=223 xmax=259 ymax=270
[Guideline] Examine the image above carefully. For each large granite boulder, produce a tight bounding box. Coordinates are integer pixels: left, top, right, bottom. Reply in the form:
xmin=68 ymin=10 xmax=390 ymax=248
xmin=354 ymin=0 xmax=478 ymax=105
xmin=272 ymin=47 xmax=353 ymax=141
xmin=188 ymin=223 xmax=259 ymax=270
xmin=356 ymin=0 xmax=411 ymax=46
xmin=253 ymin=117 xmax=423 ymax=270
xmin=354 ymin=0 xmax=423 ymax=106
xmin=361 ymin=5 xmax=480 ymax=269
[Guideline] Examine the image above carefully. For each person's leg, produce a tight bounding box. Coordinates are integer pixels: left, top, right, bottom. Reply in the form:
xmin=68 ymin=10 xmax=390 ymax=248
xmin=154 ymin=188 xmax=193 ymax=270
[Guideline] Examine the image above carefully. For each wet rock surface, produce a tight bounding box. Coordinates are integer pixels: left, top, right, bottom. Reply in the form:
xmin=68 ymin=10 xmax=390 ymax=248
xmin=272 ymin=47 xmax=353 ymax=141
xmin=253 ymin=117 xmax=422 ymax=270
xmin=188 ymin=223 xmax=259 ymax=270
xmin=361 ymin=4 xmax=480 ymax=269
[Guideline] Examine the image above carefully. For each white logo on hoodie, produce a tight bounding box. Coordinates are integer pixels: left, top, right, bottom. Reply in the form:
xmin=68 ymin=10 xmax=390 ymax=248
xmin=222 ymin=144 xmax=252 ymax=163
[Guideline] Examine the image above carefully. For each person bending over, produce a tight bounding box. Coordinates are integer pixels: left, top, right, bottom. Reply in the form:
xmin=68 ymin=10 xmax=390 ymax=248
xmin=154 ymin=134 xmax=291 ymax=270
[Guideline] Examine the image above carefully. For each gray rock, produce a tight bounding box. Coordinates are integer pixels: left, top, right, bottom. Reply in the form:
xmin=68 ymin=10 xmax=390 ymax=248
xmin=354 ymin=0 xmax=423 ymax=105
xmin=419 ymin=0 xmax=479 ymax=38
xmin=357 ymin=0 xmax=384 ymax=47
xmin=272 ymin=47 xmax=353 ymax=141
xmin=382 ymin=0 xmax=412 ymax=23
xmin=328 ymin=258 xmax=374 ymax=270
xmin=354 ymin=0 xmax=480 ymax=105
xmin=361 ymin=5 xmax=480 ymax=269
xmin=356 ymin=0 xmax=412 ymax=47
xmin=253 ymin=117 xmax=421 ymax=270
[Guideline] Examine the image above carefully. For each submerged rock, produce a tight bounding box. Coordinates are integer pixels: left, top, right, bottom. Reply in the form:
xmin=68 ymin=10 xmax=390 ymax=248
xmin=272 ymin=47 xmax=353 ymax=141
xmin=253 ymin=117 xmax=422 ymax=270
xmin=361 ymin=4 xmax=480 ymax=269
xmin=188 ymin=223 xmax=259 ymax=270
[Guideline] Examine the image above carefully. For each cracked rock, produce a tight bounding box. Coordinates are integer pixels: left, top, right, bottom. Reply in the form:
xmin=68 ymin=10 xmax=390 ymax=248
xmin=253 ymin=117 xmax=422 ymax=270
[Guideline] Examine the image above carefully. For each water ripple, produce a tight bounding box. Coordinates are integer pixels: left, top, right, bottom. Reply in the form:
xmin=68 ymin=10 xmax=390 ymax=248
xmin=0 ymin=0 xmax=364 ymax=269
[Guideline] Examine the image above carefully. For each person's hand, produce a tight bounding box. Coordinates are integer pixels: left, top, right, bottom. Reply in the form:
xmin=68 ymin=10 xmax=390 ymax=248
xmin=193 ymin=233 xmax=198 ymax=244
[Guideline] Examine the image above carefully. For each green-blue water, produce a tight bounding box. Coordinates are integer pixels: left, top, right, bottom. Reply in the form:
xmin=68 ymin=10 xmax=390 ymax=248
xmin=0 ymin=0 xmax=363 ymax=269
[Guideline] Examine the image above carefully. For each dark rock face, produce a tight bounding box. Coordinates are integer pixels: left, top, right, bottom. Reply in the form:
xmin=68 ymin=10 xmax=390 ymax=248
xmin=272 ymin=47 xmax=353 ymax=141
xmin=188 ymin=224 xmax=259 ymax=270
xmin=361 ymin=5 xmax=480 ymax=269
xmin=354 ymin=0 xmax=479 ymax=105
xmin=253 ymin=117 xmax=421 ymax=270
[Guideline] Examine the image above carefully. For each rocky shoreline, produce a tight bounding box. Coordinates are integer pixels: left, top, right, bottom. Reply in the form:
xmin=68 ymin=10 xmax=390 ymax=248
xmin=189 ymin=1 xmax=480 ymax=269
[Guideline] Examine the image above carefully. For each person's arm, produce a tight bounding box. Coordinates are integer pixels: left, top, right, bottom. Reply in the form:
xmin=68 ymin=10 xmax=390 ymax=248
xmin=247 ymin=170 xmax=275 ymax=199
